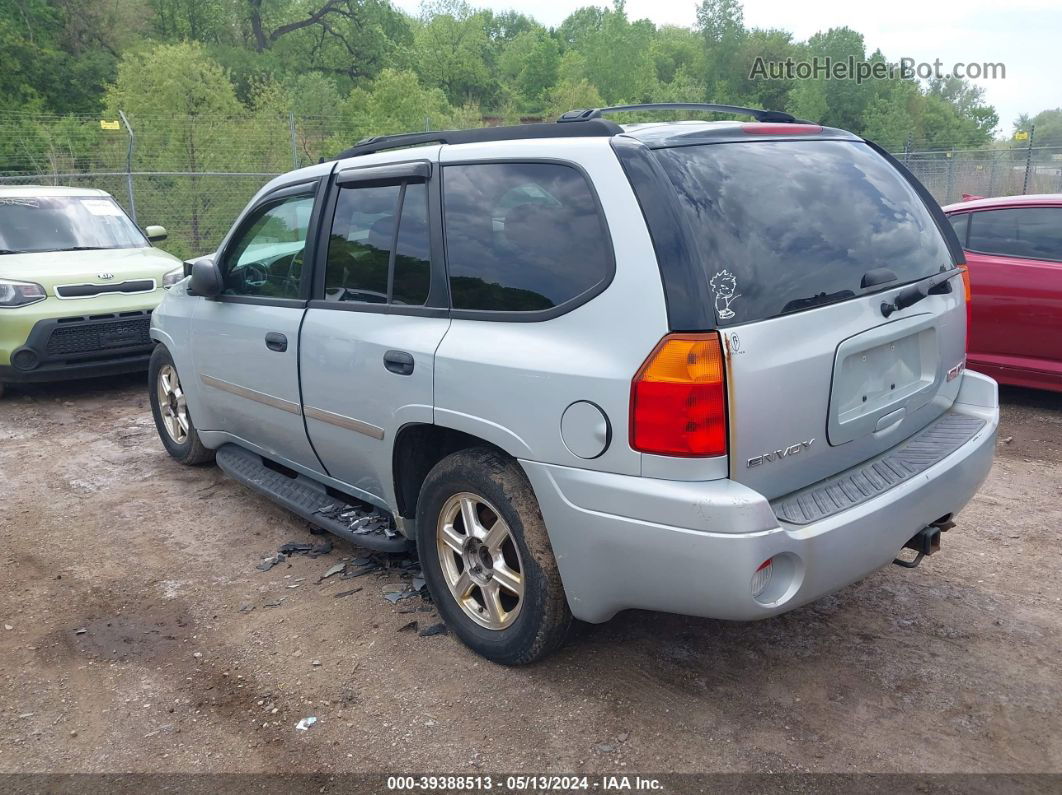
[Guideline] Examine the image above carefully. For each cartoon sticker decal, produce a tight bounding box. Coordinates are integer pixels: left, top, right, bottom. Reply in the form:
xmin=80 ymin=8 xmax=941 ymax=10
xmin=709 ymin=269 xmax=740 ymax=320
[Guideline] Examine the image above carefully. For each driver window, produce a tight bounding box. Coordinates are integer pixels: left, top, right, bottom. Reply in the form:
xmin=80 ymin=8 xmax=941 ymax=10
xmin=223 ymin=192 xmax=315 ymax=298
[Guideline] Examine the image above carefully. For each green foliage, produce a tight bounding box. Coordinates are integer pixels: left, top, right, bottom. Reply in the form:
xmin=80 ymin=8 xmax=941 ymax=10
xmin=2 ymin=0 xmax=1033 ymax=181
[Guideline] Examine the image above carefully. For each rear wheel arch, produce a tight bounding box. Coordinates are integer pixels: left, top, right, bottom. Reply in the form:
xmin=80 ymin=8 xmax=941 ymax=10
xmin=391 ymin=423 xmax=516 ymax=522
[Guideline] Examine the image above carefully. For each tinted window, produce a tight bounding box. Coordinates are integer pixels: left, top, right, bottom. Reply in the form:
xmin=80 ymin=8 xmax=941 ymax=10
xmin=442 ymin=163 xmax=612 ymax=312
xmin=654 ymin=140 xmax=953 ymax=325
xmin=392 ymin=183 xmax=431 ymax=306
xmin=948 ymin=213 xmax=969 ymax=247
xmin=224 ymin=192 xmax=315 ymax=299
xmin=967 ymin=207 xmax=1062 ymax=262
xmin=325 ymin=184 xmax=399 ymax=304
xmin=324 ymin=181 xmax=432 ymax=305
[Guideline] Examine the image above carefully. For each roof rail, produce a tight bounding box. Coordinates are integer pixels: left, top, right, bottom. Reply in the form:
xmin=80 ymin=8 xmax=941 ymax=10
xmin=333 ymin=119 xmax=623 ymax=160
xmin=557 ymin=103 xmax=803 ymax=124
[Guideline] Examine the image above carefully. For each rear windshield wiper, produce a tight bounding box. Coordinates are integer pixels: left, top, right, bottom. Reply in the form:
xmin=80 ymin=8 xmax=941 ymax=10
xmin=54 ymin=246 xmax=109 ymax=251
xmin=880 ymin=269 xmax=958 ymax=318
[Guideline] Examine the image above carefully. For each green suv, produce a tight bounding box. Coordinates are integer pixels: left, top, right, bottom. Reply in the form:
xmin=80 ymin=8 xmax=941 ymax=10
xmin=0 ymin=186 xmax=183 ymax=397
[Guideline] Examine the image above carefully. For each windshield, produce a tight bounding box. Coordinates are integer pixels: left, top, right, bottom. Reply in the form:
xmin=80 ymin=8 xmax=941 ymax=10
xmin=0 ymin=195 xmax=147 ymax=254
xmin=654 ymin=140 xmax=952 ymax=325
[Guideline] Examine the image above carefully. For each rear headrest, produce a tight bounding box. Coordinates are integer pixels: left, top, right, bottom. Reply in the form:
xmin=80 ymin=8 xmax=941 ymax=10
xmin=366 ymin=215 xmax=394 ymax=252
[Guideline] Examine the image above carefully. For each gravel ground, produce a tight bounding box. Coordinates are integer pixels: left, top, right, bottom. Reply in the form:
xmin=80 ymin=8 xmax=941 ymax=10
xmin=0 ymin=374 xmax=1059 ymax=776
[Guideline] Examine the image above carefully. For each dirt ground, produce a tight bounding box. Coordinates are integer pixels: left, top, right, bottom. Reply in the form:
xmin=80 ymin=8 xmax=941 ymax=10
xmin=0 ymin=374 xmax=1060 ymax=777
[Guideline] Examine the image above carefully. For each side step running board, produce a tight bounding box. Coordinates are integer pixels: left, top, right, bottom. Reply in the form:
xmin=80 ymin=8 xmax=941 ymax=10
xmin=215 ymin=444 xmax=412 ymax=553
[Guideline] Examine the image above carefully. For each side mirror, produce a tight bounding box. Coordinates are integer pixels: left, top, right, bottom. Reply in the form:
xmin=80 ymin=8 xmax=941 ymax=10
xmin=144 ymin=225 xmax=168 ymax=242
xmin=188 ymin=257 xmax=223 ymax=298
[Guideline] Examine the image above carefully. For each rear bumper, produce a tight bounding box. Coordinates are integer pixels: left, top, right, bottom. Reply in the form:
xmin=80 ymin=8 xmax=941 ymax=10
xmin=522 ymin=370 xmax=999 ymax=623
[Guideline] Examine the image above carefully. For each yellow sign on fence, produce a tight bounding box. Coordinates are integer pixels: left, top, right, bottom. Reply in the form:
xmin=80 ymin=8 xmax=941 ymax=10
xmin=1014 ymin=130 xmax=1029 ymax=141
xmin=99 ymin=120 xmax=121 ymax=131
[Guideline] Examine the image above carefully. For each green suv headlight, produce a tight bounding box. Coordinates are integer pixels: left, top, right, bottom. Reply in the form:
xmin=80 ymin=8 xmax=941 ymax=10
xmin=162 ymin=266 xmax=185 ymax=288
xmin=0 ymin=278 xmax=46 ymax=308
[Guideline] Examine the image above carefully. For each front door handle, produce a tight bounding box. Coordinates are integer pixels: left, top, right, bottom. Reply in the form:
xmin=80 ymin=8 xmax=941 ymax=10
xmin=383 ymin=350 xmax=414 ymax=375
xmin=265 ymin=332 xmax=288 ymax=352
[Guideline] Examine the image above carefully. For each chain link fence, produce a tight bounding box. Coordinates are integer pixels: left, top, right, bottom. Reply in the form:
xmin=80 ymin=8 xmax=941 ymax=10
xmin=3 ymin=111 xmax=1061 ymax=259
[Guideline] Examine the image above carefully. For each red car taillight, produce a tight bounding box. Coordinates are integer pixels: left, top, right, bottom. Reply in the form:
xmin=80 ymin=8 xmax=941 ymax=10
xmin=630 ymin=332 xmax=727 ymax=457
xmin=958 ymin=263 xmax=972 ymax=352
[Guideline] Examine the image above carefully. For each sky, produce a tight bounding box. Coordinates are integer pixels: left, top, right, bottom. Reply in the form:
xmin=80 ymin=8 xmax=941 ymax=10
xmin=394 ymin=0 xmax=1062 ymax=137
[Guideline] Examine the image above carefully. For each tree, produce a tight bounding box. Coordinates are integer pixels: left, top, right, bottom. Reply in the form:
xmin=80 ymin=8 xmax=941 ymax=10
xmin=498 ymin=29 xmax=559 ymax=107
xmin=696 ymin=0 xmax=746 ymax=100
xmin=412 ymin=0 xmax=497 ymax=105
xmin=543 ymin=78 xmax=603 ymax=120
xmin=104 ymin=42 xmax=246 ymax=255
xmin=329 ymin=68 xmax=455 ymax=145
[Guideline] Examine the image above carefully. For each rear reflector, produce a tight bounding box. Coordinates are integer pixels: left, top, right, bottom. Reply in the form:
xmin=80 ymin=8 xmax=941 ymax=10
xmin=630 ymin=332 xmax=727 ymax=457
xmin=751 ymin=558 xmax=773 ymax=598
xmin=741 ymin=123 xmax=823 ymax=135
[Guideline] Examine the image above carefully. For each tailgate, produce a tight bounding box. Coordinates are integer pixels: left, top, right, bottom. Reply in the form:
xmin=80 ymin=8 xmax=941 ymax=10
xmin=648 ymin=137 xmax=967 ymax=499
xmin=723 ymin=283 xmax=966 ymax=499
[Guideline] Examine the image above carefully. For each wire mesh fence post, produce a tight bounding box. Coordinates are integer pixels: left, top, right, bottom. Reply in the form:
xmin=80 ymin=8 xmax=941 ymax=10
xmin=903 ymin=133 xmax=912 ymax=165
xmin=945 ymin=152 xmax=955 ymax=204
xmin=288 ymin=112 xmax=299 ymax=170
xmin=1022 ymin=125 xmax=1035 ymax=195
xmin=117 ymin=110 xmax=137 ymax=223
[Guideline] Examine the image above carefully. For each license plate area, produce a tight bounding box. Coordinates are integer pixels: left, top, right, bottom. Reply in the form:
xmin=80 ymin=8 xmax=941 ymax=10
xmin=828 ymin=314 xmax=941 ymax=445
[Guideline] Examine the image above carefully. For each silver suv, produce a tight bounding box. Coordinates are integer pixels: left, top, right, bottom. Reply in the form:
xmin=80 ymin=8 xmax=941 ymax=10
xmin=149 ymin=104 xmax=999 ymax=665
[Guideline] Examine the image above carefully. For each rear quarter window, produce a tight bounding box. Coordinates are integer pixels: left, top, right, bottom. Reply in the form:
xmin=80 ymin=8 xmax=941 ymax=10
xmin=441 ymin=162 xmax=613 ymax=314
xmin=654 ymin=140 xmax=953 ymax=325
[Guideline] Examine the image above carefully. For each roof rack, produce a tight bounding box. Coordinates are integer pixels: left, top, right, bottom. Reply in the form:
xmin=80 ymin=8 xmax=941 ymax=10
xmin=333 ymin=119 xmax=623 ymax=160
xmin=557 ymin=103 xmax=803 ymax=124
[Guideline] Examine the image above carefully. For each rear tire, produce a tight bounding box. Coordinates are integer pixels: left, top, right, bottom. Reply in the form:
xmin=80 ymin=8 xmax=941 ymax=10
xmin=417 ymin=447 xmax=572 ymax=665
xmin=149 ymin=345 xmax=214 ymax=466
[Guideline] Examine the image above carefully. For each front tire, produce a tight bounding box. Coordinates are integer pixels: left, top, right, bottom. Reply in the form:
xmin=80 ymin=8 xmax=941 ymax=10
xmin=149 ymin=345 xmax=214 ymax=466
xmin=417 ymin=447 xmax=572 ymax=665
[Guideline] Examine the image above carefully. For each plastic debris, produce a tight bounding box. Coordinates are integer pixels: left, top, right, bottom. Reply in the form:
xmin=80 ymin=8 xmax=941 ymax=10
xmin=418 ymin=623 xmax=448 ymax=637
xmin=334 ymin=588 xmax=362 ymax=599
xmin=295 ymin=717 xmax=317 ymax=731
xmin=74 ymin=628 xmax=87 ymax=635
xmin=256 ymin=553 xmax=287 ymax=572
xmin=320 ymin=563 xmax=346 ymax=581
xmin=412 ymin=575 xmax=426 ymax=592
xmin=398 ymin=620 xmax=418 ymax=632
xmin=384 ymin=589 xmax=418 ymax=604
xmin=279 ymin=540 xmax=333 ymax=558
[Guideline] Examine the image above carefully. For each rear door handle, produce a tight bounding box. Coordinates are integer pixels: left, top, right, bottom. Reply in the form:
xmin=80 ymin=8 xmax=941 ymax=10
xmin=265 ymin=332 xmax=288 ymax=352
xmin=383 ymin=350 xmax=414 ymax=375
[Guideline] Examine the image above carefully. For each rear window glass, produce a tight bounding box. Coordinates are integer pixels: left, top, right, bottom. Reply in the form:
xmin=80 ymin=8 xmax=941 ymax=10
xmin=967 ymin=207 xmax=1062 ymax=262
xmin=442 ymin=163 xmax=612 ymax=313
xmin=654 ymin=140 xmax=953 ymax=325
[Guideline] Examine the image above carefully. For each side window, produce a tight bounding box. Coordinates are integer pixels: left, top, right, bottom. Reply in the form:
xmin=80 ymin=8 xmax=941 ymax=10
xmin=442 ymin=163 xmax=612 ymax=313
xmin=948 ymin=213 xmax=969 ymax=247
xmin=324 ymin=181 xmax=431 ymax=306
xmin=968 ymin=207 xmax=1062 ymax=262
xmin=223 ymin=192 xmax=315 ymax=299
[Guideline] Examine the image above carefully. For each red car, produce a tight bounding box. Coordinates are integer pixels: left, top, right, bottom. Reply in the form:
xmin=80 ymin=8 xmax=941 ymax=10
xmin=942 ymin=194 xmax=1062 ymax=392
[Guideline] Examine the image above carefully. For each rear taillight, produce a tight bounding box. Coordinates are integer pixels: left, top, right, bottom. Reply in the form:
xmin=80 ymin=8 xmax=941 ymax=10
xmin=630 ymin=332 xmax=727 ymax=457
xmin=958 ymin=264 xmax=972 ymax=351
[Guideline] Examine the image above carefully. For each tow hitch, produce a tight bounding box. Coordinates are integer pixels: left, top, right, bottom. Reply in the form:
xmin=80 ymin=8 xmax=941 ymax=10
xmin=892 ymin=521 xmax=947 ymax=569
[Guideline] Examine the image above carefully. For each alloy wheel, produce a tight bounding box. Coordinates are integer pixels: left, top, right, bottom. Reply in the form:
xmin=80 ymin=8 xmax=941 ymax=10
xmin=436 ymin=492 xmax=525 ymax=630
